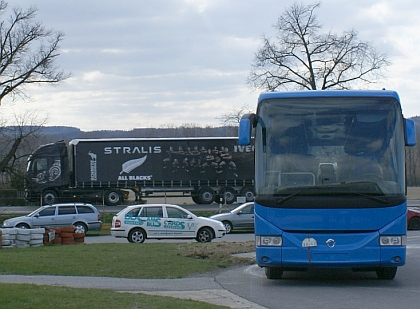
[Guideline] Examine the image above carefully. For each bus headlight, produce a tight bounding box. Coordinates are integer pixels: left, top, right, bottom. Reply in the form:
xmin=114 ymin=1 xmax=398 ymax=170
xmin=256 ymin=235 xmax=282 ymax=246
xmin=380 ymin=236 xmax=406 ymax=246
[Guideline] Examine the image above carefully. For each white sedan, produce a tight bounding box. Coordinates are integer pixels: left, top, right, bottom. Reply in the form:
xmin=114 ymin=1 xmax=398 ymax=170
xmin=110 ymin=204 xmax=226 ymax=243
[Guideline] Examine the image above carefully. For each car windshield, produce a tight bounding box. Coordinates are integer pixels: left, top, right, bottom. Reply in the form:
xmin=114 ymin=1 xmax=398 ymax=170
xmin=27 ymin=207 xmax=46 ymax=217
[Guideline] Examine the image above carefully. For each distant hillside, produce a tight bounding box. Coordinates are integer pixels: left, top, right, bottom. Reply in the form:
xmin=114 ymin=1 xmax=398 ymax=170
xmin=31 ymin=125 xmax=239 ymax=143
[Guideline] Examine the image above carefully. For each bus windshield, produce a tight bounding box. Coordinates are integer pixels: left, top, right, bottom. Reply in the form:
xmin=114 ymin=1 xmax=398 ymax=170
xmin=255 ymin=96 xmax=405 ymax=208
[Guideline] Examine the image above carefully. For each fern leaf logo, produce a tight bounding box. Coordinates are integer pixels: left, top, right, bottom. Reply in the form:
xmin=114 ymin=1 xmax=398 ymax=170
xmin=120 ymin=156 xmax=147 ymax=174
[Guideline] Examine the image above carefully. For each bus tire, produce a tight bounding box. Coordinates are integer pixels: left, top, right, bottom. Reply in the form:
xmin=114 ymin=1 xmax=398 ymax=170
xmin=265 ymin=267 xmax=283 ymax=279
xmin=376 ymin=267 xmax=397 ymax=280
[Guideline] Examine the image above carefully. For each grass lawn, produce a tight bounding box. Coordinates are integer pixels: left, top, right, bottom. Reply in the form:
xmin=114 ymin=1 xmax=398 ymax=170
xmin=0 ymin=242 xmax=254 ymax=278
xmin=0 ymin=210 xmax=254 ymax=308
xmin=0 ymin=283 xmax=230 ymax=309
xmin=0 ymin=239 xmax=254 ymax=308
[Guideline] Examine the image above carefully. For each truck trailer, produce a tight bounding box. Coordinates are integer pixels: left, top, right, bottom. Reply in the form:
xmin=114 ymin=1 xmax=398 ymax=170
xmin=24 ymin=137 xmax=255 ymax=206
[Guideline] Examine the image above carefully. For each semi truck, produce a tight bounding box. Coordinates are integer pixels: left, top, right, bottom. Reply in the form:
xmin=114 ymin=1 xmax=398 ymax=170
xmin=24 ymin=137 xmax=255 ymax=206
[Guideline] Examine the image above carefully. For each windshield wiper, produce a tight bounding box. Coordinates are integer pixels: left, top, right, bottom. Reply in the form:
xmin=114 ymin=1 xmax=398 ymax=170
xmin=275 ymin=187 xmax=312 ymax=205
xmin=349 ymin=192 xmax=389 ymax=204
xmin=273 ymin=182 xmax=388 ymax=205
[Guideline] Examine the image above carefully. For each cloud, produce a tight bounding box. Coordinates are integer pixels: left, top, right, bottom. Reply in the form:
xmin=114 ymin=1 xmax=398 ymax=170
xmin=5 ymin=0 xmax=420 ymax=130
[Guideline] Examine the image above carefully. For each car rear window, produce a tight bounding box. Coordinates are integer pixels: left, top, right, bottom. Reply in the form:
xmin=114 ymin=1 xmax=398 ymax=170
xmin=58 ymin=206 xmax=77 ymax=215
xmin=77 ymin=206 xmax=95 ymax=214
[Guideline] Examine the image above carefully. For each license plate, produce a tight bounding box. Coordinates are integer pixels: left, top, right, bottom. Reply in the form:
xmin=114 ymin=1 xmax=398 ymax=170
xmin=302 ymin=237 xmax=317 ymax=247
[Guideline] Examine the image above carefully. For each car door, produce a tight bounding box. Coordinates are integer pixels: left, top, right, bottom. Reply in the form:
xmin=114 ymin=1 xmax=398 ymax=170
xmin=31 ymin=206 xmax=57 ymax=227
xmin=164 ymin=206 xmax=196 ymax=238
xmin=235 ymin=203 xmax=254 ymax=230
xmin=139 ymin=206 xmax=166 ymax=237
xmin=55 ymin=205 xmax=78 ymax=227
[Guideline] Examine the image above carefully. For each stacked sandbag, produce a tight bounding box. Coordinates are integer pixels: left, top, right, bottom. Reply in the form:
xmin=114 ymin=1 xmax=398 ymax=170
xmin=1 ymin=228 xmax=17 ymax=249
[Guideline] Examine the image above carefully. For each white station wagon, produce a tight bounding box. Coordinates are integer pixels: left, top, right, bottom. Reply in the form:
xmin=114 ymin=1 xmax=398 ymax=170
xmin=110 ymin=204 xmax=226 ymax=243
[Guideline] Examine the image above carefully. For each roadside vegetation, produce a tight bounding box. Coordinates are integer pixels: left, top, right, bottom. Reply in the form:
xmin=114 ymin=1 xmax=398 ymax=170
xmin=0 ymin=242 xmax=255 ymax=278
xmin=0 ymin=283 xmax=230 ymax=309
xmin=0 ymin=241 xmax=254 ymax=309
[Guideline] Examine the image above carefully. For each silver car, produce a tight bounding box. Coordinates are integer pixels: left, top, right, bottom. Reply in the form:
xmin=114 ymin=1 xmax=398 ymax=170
xmin=2 ymin=203 xmax=102 ymax=233
xmin=210 ymin=202 xmax=254 ymax=233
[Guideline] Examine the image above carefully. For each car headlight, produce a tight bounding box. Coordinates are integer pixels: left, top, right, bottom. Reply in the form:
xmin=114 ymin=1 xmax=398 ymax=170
xmin=380 ymin=236 xmax=406 ymax=246
xmin=256 ymin=235 xmax=282 ymax=246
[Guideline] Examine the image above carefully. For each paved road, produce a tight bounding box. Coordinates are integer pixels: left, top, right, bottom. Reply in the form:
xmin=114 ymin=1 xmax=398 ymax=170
xmin=85 ymin=232 xmax=254 ymax=244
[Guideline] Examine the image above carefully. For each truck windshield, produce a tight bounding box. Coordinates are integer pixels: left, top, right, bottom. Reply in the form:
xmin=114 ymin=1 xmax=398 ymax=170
xmin=254 ymin=97 xmax=405 ymax=208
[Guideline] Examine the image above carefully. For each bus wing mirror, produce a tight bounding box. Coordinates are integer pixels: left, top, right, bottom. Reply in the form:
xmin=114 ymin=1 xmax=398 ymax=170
xmin=405 ymin=118 xmax=416 ymax=146
xmin=238 ymin=113 xmax=256 ymax=146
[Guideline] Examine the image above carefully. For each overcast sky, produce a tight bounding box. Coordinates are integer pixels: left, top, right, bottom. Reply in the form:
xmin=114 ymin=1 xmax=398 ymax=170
xmin=1 ymin=0 xmax=420 ymax=131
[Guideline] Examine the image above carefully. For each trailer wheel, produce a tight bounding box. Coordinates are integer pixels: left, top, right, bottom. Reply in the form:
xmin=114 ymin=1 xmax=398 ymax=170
xmin=42 ymin=190 xmax=58 ymax=205
xmin=105 ymin=190 xmax=122 ymax=206
xmin=198 ymin=187 xmax=215 ymax=204
xmin=240 ymin=187 xmax=255 ymax=202
xmin=191 ymin=194 xmax=201 ymax=204
xmin=219 ymin=187 xmax=236 ymax=204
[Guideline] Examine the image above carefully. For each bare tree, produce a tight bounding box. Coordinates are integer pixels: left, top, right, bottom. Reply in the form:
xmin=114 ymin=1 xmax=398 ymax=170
xmin=217 ymin=104 xmax=253 ymax=126
xmin=0 ymin=1 xmax=70 ymax=105
xmin=0 ymin=110 xmax=47 ymax=182
xmin=248 ymin=2 xmax=390 ymax=91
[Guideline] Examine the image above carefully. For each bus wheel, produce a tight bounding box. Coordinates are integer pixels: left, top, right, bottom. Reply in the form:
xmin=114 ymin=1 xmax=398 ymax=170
xmin=265 ymin=267 xmax=283 ymax=279
xmin=376 ymin=267 xmax=397 ymax=280
xmin=198 ymin=187 xmax=215 ymax=204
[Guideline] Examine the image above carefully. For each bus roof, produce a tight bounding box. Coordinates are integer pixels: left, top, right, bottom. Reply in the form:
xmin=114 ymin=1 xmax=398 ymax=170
xmin=258 ymin=90 xmax=400 ymax=102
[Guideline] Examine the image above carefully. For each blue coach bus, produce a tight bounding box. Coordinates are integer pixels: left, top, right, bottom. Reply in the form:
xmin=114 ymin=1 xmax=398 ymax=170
xmin=239 ymin=90 xmax=416 ymax=280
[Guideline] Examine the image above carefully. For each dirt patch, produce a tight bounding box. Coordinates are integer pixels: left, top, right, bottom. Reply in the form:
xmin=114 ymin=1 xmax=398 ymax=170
xmin=177 ymin=241 xmax=255 ymax=270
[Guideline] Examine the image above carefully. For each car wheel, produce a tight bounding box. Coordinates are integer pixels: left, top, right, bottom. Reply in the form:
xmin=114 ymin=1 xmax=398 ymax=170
xmin=16 ymin=223 xmax=30 ymax=229
xmin=42 ymin=190 xmax=58 ymax=205
xmin=105 ymin=190 xmax=122 ymax=206
xmin=198 ymin=187 xmax=215 ymax=204
xmin=128 ymin=228 xmax=146 ymax=243
xmin=196 ymin=227 xmax=214 ymax=243
xmin=408 ymin=217 xmax=420 ymax=230
xmin=376 ymin=267 xmax=397 ymax=280
xmin=74 ymin=222 xmax=88 ymax=234
xmin=265 ymin=267 xmax=283 ymax=279
xmin=222 ymin=221 xmax=233 ymax=234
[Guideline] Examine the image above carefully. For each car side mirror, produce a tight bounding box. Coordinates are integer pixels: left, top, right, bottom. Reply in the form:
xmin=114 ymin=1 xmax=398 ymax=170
xmin=187 ymin=214 xmax=193 ymax=219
